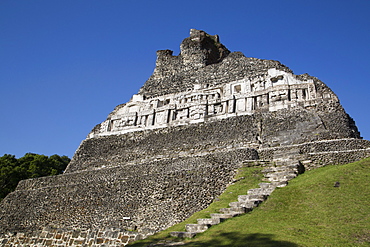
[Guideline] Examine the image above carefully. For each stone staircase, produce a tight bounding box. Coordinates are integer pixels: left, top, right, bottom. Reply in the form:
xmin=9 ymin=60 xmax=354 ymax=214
xmin=170 ymin=158 xmax=304 ymax=239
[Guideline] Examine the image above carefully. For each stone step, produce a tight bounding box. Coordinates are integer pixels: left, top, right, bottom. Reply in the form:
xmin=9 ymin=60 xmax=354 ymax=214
xmin=261 ymin=181 xmax=288 ymax=188
xmin=262 ymin=166 xmax=291 ymax=173
xmin=274 ymin=160 xmax=300 ymax=167
xmin=219 ymin=207 xmax=246 ymax=215
xmin=228 ymin=201 xmax=254 ymax=209
xmin=258 ymin=182 xmax=277 ymax=189
xmin=238 ymin=194 xmax=267 ymax=202
xmin=264 ymin=170 xmax=297 ymax=177
xmin=170 ymin=231 xmax=197 ymax=238
xmin=264 ymin=173 xmax=297 ymax=182
xmin=185 ymin=224 xmax=208 ymax=233
xmin=210 ymin=213 xmax=235 ymax=221
xmin=243 ymin=200 xmax=263 ymax=208
xmin=262 ymin=165 xmax=299 ymax=174
xmin=273 ymin=181 xmax=289 ymax=187
xmin=265 ymin=170 xmax=298 ymax=175
xmin=247 ymin=188 xmax=274 ymax=196
xmin=265 ymin=177 xmax=293 ymax=182
xmin=261 ymin=177 xmax=289 ymax=185
xmin=231 ymin=199 xmax=263 ymax=209
xmin=170 ymin=157 xmax=304 ymax=239
xmin=197 ymin=218 xmax=220 ymax=225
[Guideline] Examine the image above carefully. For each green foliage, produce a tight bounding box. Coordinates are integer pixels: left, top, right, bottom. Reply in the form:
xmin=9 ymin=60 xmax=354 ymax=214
xmin=0 ymin=153 xmax=70 ymax=200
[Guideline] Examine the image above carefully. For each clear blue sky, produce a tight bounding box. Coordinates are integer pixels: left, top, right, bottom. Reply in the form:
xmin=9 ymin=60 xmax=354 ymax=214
xmin=1 ymin=0 xmax=369 ymax=158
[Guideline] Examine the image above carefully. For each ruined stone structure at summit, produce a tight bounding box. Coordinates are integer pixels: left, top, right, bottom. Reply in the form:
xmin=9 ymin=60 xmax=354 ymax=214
xmin=1 ymin=29 xmax=369 ymax=246
xmin=89 ymin=30 xmax=342 ymax=138
xmin=86 ymin=29 xmax=357 ymax=141
xmin=90 ymin=67 xmax=340 ymax=138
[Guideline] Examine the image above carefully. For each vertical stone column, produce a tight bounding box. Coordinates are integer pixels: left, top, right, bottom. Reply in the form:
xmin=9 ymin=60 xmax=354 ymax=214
xmin=168 ymin=109 xmax=174 ymax=123
xmin=222 ymin=101 xmax=228 ymax=114
xmin=308 ymin=83 xmax=316 ymax=99
xmin=228 ymin=97 xmax=236 ymax=113
xmin=297 ymin=89 xmax=304 ymax=100
xmin=209 ymin=104 xmax=215 ymax=115
xmin=235 ymin=98 xmax=246 ymax=112
xmin=291 ymin=89 xmax=297 ymax=101
xmin=147 ymin=110 xmax=155 ymax=126
xmin=155 ymin=110 xmax=167 ymax=125
xmin=246 ymin=97 xmax=253 ymax=112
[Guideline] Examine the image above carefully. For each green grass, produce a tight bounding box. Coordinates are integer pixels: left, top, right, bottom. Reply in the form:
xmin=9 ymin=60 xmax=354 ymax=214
xmin=130 ymin=158 xmax=370 ymax=247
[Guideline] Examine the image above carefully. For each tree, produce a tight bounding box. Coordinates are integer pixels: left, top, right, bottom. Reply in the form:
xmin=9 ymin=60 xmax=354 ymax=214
xmin=0 ymin=154 xmax=19 ymax=199
xmin=0 ymin=153 xmax=70 ymax=200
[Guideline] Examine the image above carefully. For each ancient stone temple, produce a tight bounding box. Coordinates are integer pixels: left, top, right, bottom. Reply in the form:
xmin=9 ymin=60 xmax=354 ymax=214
xmin=1 ymin=29 xmax=370 ymax=246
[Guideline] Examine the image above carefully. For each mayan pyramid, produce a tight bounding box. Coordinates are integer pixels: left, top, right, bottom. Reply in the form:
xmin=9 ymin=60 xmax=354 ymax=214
xmin=1 ymin=29 xmax=369 ymax=246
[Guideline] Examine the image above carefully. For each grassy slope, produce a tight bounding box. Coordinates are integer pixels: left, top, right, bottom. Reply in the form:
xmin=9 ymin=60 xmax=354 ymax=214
xmin=131 ymin=158 xmax=370 ymax=247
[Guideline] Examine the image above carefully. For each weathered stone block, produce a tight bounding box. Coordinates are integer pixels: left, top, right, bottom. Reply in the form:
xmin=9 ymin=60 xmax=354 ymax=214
xmin=119 ymin=235 xmax=129 ymax=243
xmin=170 ymin=231 xmax=197 ymax=238
xmin=185 ymin=224 xmax=208 ymax=233
xmin=197 ymin=218 xmax=220 ymax=225
xmin=44 ymin=239 xmax=53 ymax=246
xmin=96 ymin=238 xmax=104 ymax=244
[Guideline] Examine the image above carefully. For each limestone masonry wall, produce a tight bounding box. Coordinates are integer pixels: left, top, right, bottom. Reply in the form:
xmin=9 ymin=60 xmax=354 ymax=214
xmin=258 ymin=138 xmax=370 ymax=168
xmin=69 ymin=106 xmax=358 ymax=173
xmin=1 ymin=149 xmax=258 ymax=235
xmin=0 ymin=29 xmax=368 ymax=246
xmin=0 ymin=227 xmax=143 ymax=246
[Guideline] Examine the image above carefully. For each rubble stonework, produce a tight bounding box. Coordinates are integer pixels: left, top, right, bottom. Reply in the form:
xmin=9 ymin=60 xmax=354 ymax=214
xmin=0 ymin=29 xmax=369 ymax=246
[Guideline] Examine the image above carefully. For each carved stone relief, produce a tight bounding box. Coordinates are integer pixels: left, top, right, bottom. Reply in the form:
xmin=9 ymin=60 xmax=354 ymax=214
xmin=91 ymin=69 xmax=320 ymax=137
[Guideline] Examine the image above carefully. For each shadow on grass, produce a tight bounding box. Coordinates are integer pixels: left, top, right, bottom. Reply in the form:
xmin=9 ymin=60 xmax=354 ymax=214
xmin=182 ymin=232 xmax=298 ymax=247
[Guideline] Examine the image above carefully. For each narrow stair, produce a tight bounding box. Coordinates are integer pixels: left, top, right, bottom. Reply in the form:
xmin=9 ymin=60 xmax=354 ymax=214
xmin=170 ymin=159 xmax=304 ymax=238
